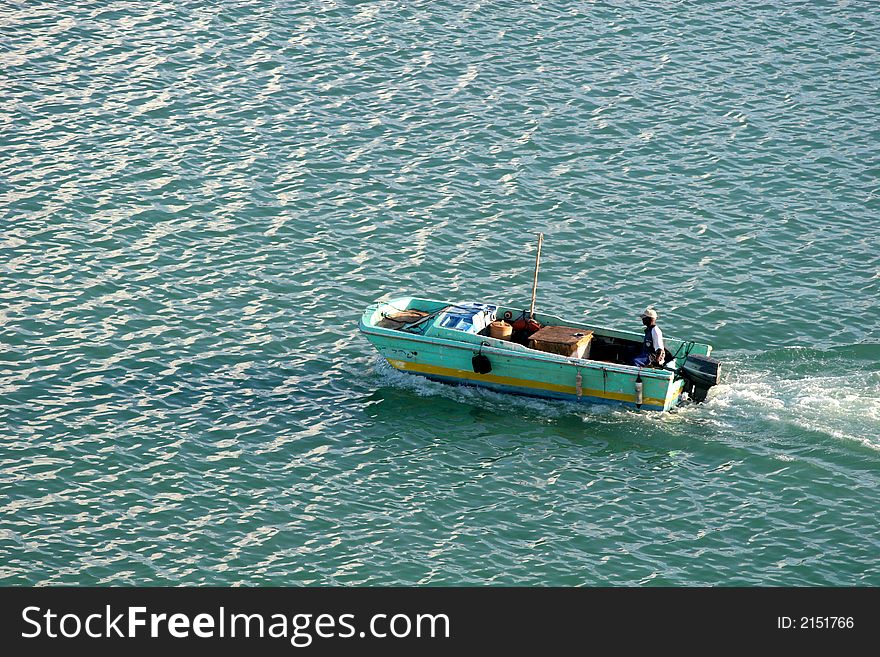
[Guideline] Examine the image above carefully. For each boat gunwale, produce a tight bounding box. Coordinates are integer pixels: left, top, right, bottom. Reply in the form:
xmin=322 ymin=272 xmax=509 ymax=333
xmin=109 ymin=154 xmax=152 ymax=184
xmin=358 ymin=321 xmax=677 ymax=381
xmin=361 ymin=295 xmax=710 ymax=353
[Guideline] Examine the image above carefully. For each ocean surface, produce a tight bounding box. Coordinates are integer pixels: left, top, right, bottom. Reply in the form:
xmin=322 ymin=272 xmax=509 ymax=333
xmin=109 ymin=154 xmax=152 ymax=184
xmin=2 ymin=0 xmax=879 ymax=586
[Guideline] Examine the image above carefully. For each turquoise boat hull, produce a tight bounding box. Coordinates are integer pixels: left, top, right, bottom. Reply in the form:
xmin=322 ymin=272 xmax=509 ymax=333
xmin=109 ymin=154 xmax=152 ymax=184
xmin=359 ymin=296 xmax=714 ymax=412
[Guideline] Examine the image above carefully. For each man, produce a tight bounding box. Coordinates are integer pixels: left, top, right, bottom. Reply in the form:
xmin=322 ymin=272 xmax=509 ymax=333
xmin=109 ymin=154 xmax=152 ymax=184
xmin=633 ymin=307 xmax=666 ymax=367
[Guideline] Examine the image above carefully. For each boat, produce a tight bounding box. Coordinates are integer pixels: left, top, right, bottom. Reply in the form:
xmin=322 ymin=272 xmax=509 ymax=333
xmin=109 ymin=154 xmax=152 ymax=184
xmin=358 ymin=236 xmax=721 ymax=411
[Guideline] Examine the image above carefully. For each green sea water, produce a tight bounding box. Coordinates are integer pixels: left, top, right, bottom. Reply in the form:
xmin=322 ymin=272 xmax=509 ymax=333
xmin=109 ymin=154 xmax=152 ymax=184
xmin=2 ymin=0 xmax=879 ymax=586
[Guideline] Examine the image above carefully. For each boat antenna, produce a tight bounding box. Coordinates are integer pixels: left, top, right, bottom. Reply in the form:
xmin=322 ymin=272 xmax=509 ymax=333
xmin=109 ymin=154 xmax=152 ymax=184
xmin=529 ymin=232 xmax=544 ymax=320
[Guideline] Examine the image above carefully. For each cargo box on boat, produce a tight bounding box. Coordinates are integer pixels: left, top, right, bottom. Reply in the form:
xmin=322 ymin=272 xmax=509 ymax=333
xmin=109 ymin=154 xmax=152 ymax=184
xmin=528 ymin=325 xmax=593 ymax=359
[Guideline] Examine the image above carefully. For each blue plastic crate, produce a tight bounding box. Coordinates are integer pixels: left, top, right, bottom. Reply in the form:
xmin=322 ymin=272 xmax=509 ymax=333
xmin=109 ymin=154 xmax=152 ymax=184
xmin=437 ymin=303 xmax=497 ymax=334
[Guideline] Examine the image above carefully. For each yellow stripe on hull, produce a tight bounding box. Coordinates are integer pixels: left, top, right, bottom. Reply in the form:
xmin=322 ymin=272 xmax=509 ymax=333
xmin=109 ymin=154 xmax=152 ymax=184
xmin=387 ymin=359 xmax=669 ymax=407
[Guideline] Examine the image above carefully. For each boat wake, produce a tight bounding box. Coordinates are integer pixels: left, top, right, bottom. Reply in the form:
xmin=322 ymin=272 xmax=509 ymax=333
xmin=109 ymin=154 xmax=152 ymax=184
xmin=372 ymin=343 xmax=880 ymax=451
xmin=702 ymin=344 xmax=880 ymax=452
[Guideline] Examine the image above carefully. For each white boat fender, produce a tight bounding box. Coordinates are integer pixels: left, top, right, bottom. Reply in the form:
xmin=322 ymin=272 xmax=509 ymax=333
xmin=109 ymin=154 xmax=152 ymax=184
xmin=635 ymin=372 xmax=643 ymax=408
xmin=575 ymin=370 xmax=583 ymax=398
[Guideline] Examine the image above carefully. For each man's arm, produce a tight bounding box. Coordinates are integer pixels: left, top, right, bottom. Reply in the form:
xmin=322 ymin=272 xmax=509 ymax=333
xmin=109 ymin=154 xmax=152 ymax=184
xmin=651 ymin=327 xmax=666 ymax=364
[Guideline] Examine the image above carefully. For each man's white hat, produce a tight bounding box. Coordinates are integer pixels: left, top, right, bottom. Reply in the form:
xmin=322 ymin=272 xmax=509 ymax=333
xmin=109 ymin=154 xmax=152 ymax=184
xmin=641 ymin=307 xmax=658 ymax=320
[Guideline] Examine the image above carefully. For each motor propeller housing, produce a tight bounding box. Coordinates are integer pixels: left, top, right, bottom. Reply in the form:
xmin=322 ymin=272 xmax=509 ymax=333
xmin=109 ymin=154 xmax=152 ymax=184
xmin=681 ymin=354 xmax=721 ymax=403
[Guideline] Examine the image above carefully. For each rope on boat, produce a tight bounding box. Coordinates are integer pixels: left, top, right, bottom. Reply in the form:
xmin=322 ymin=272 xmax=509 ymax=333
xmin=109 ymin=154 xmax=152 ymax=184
xmin=669 ymin=340 xmax=696 ymax=377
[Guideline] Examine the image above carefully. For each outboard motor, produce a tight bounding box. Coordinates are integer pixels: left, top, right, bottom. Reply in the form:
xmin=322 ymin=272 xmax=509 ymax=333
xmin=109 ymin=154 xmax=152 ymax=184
xmin=680 ymin=354 xmax=721 ymax=403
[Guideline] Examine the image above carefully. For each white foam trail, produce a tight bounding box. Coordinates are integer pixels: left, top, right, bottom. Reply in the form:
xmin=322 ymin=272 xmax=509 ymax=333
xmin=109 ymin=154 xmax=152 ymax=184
xmin=373 ymin=352 xmax=880 ymax=451
xmin=707 ymin=362 xmax=880 ymax=451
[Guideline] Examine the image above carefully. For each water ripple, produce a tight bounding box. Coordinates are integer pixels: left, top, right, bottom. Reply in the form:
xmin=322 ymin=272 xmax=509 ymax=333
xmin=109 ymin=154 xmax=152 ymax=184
xmin=1 ymin=0 xmax=878 ymax=586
